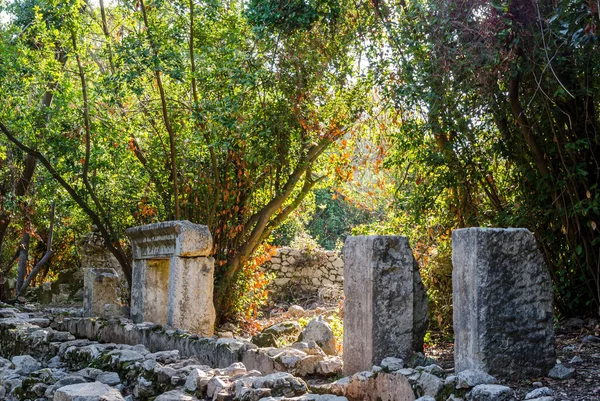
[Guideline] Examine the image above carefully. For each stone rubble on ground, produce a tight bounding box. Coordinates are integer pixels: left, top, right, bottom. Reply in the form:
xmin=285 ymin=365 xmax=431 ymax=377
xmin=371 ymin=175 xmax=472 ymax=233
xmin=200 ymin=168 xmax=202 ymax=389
xmin=524 ymin=387 xmax=553 ymax=399
xmin=0 ymin=303 xmax=542 ymax=401
xmin=0 ymin=307 xmax=348 ymax=401
xmin=547 ymin=363 xmax=575 ymax=380
xmin=298 ymin=317 xmax=337 ymax=356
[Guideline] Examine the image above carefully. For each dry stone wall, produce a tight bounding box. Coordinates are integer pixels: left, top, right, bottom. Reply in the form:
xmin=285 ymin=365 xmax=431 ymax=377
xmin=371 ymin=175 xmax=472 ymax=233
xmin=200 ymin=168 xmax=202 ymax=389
xmin=263 ymin=247 xmax=344 ymax=293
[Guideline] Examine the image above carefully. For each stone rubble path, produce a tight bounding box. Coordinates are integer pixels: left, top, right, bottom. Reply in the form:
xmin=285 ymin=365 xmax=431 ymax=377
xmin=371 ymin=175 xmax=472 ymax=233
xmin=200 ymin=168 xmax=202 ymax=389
xmin=2 ymin=304 xmax=589 ymax=401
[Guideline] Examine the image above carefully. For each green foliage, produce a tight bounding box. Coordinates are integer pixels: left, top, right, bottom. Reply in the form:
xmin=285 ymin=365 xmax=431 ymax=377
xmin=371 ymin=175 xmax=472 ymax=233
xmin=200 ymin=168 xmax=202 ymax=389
xmin=0 ymin=0 xmax=371 ymax=318
xmin=369 ymin=0 xmax=600 ymax=318
xmin=306 ymin=187 xmax=379 ymax=250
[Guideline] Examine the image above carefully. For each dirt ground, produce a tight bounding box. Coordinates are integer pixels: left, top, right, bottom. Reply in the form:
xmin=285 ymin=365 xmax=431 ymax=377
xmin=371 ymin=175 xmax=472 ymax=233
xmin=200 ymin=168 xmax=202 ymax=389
xmin=426 ymin=317 xmax=600 ymax=400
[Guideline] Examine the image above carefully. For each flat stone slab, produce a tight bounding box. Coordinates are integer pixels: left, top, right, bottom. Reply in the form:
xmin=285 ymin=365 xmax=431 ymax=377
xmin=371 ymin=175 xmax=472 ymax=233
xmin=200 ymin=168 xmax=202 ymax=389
xmin=53 ymin=382 xmax=125 ymax=401
xmin=126 ymin=220 xmax=212 ymax=259
xmin=452 ymin=228 xmax=555 ymax=378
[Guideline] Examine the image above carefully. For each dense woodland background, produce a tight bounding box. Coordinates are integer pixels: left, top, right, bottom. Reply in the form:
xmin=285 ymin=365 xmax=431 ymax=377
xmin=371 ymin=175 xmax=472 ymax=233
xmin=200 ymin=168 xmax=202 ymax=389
xmin=0 ymin=0 xmax=598 ymax=327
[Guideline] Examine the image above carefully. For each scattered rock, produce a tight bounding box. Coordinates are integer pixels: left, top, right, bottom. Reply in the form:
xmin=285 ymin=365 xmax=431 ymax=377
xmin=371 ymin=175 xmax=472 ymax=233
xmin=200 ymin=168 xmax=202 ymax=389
xmin=560 ymin=317 xmax=584 ymax=329
xmin=456 ymin=369 xmax=497 ymax=389
xmin=288 ymin=305 xmax=306 ymax=318
xmin=525 ymin=387 xmax=553 ymax=399
xmin=155 ymin=389 xmax=199 ymax=401
xmin=53 ymin=382 xmax=125 ymax=401
xmin=11 ymin=355 xmax=41 ymax=374
xmin=416 ymin=371 xmax=444 ymax=397
xmin=380 ymin=357 xmax=404 ymax=372
xmin=96 ymin=371 xmax=121 ymax=386
xmin=547 ymin=364 xmax=575 ymax=380
xmin=299 ymin=317 xmax=337 ymax=356
xmin=582 ymin=335 xmax=600 ymax=343
xmin=569 ymin=355 xmax=583 ymax=364
xmin=253 ymin=321 xmax=303 ymax=348
xmin=466 ymin=384 xmax=513 ymax=401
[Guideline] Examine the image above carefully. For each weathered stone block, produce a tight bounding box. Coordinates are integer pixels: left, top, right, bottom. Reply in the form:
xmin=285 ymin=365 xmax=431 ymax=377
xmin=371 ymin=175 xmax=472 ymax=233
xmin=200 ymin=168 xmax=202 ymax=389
xmin=452 ymin=228 xmax=555 ymax=378
xmin=343 ymin=236 xmax=428 ymax=375
xmin=83 ymin=268 xmax=119 ymax=318
xmin=127 ymin=220 xmax=215 ymax=336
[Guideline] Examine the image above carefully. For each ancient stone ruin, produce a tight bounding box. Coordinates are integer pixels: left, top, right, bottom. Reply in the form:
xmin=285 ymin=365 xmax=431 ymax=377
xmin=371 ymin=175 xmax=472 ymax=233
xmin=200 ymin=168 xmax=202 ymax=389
xmin=452 ymin=227 xmax=556 ymax=378
xmin=82 ymin=268 xmax=119 ymax=318
xmin=126 ymin=220 xmax=216 ymax=336
xmin=342 ymin=235 xmax=428 ymax=375
xmin=0 ymin=226 xmax=575 ymax=401
xmin=264 ymin=247 xmax=344 ymax=296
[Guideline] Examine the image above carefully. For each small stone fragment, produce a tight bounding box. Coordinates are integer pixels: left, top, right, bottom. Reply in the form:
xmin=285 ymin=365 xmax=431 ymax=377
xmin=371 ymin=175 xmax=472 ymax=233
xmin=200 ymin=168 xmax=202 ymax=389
xmin=525 ymin=387 xmax=553 ymax=399
xmin=569 ymin=355 xmax=583 ymax=364
xmin=207 ymin=377 xmax=229 ymax=400
xmin=53 ymin=382 xmax=125 ymax=401
xmin=96 ymin=372 xmax=121 ymax=386
xmin=155 ymin=389 xmax=199 ymax=401
xmin=456 ymin=369 xmax=497 ymax=389
xmin=547 ymin=364 xmax=575 ymax=380
xmin=11 ymin=355 xmax=41 ymax=375
xmin=380 ymin=357 xmax=404 ymax=372
xmin=288 ymin=305 xmax=306 ymax=318
xmin=466 ymin=384 xmax=513 ymax=401
xmin=582 ymin=335 xmax=600 ymax=343
xmin=416 ymin=372 xmax=444 ymax=397
xmin=299 ymin=317 xmax=337 ymax=356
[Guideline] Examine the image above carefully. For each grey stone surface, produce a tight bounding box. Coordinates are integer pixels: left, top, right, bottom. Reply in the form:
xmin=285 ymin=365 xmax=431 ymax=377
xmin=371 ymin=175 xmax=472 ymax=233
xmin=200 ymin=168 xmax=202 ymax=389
xmin=83 ymin=268 xmax=119 ymax=318
xmin=381 ymin=357 xmax=405 ymax=372
xmin=547 ymin=363 xmax=575 ymax=380
xmin=11 ymin=355 xmax=41 ymax=374
xmin=96 ymin=371 xmax=121 ymax=386
xmin=455 ymin=369 xmax=496 ymax=389
xmin=452 ymin=228 xmax=555 ymax=378
xmin=53 ymin=382 xmax=125 ymax=401
xmin=466 ymin=384 xmax=513 ymax=401
xmin=155 ymin=389 xmax=199 ymax=401
xmin=299 ymin=317 xmax=337 ymax=355
xmin=343 ymin=235 xmax=428 ymax=375
xmin=525 ymin=387 xmax=553 ymax=399
xmin=127 ymin=220 xmax=215 ymax=336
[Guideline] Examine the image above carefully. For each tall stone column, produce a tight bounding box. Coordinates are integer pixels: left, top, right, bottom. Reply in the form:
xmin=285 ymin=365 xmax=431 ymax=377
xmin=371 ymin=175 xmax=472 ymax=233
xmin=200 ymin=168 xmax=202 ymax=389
xmin=126 ymin=221 xmax=215 ymax=336
xmin=452 ymin=228 xmax=555 ymax=378
xmin=343 ymin=236 xmax=428 ymax=375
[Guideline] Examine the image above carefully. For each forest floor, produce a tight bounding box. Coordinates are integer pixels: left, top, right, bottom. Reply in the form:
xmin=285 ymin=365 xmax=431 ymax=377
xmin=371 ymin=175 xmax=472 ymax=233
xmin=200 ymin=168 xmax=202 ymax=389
xmin=426 ymin=317 xmax=600 ymax=401
xmin=250 ymin=295 xmax=600 ymax=400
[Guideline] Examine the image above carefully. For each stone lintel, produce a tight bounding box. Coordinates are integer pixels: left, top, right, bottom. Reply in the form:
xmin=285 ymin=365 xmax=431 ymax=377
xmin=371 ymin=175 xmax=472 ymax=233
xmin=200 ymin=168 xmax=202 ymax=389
xmin=126 ymin=220 xmax=212 ymax=259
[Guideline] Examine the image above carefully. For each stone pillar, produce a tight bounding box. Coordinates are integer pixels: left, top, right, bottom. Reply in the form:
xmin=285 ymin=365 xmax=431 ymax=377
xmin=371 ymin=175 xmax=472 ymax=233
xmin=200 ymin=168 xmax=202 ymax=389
xmin=452 ymin=228 xmax=555 ymax=378
xmin=126 ymin=221 xmax=215 ymax=336
xmin=343 ymin=236 xmax=428 ymax=375
xmin=83 ymin=268 xmax=120 ymax=317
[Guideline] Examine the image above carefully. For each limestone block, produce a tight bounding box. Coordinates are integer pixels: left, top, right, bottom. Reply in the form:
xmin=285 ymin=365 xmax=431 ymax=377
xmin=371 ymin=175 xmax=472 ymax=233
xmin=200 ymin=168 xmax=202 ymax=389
xmin=126 ymin=220 xmax=212 ymax=259
xmin=53 ymin=382 xmax=125 ymax=401
xmin=83 ymin=268 xmax=119 ymax=318
xmin=343 ymin=236 xmax=428 ymax=376
xmin=127 ymin=221 xmax=215 ymax=336
xmin=452 ymin=228 xmax=555 ymax=378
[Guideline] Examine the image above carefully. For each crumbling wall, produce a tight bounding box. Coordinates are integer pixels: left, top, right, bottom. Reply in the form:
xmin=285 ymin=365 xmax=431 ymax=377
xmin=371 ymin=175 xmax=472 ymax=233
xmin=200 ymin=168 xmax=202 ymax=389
xmin=263 ymin=247 xmax=344 ymax=295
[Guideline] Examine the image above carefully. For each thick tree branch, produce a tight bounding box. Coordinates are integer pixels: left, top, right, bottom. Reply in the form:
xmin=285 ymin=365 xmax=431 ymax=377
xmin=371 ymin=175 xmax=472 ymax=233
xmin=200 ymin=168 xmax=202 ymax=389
xmin=18 ymin=201 xmax=55 ymax=295
xmin=140 ymin=0 xmax=180 ymax=220
xmin=0 ymin=121 xmax=132 ymax=286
